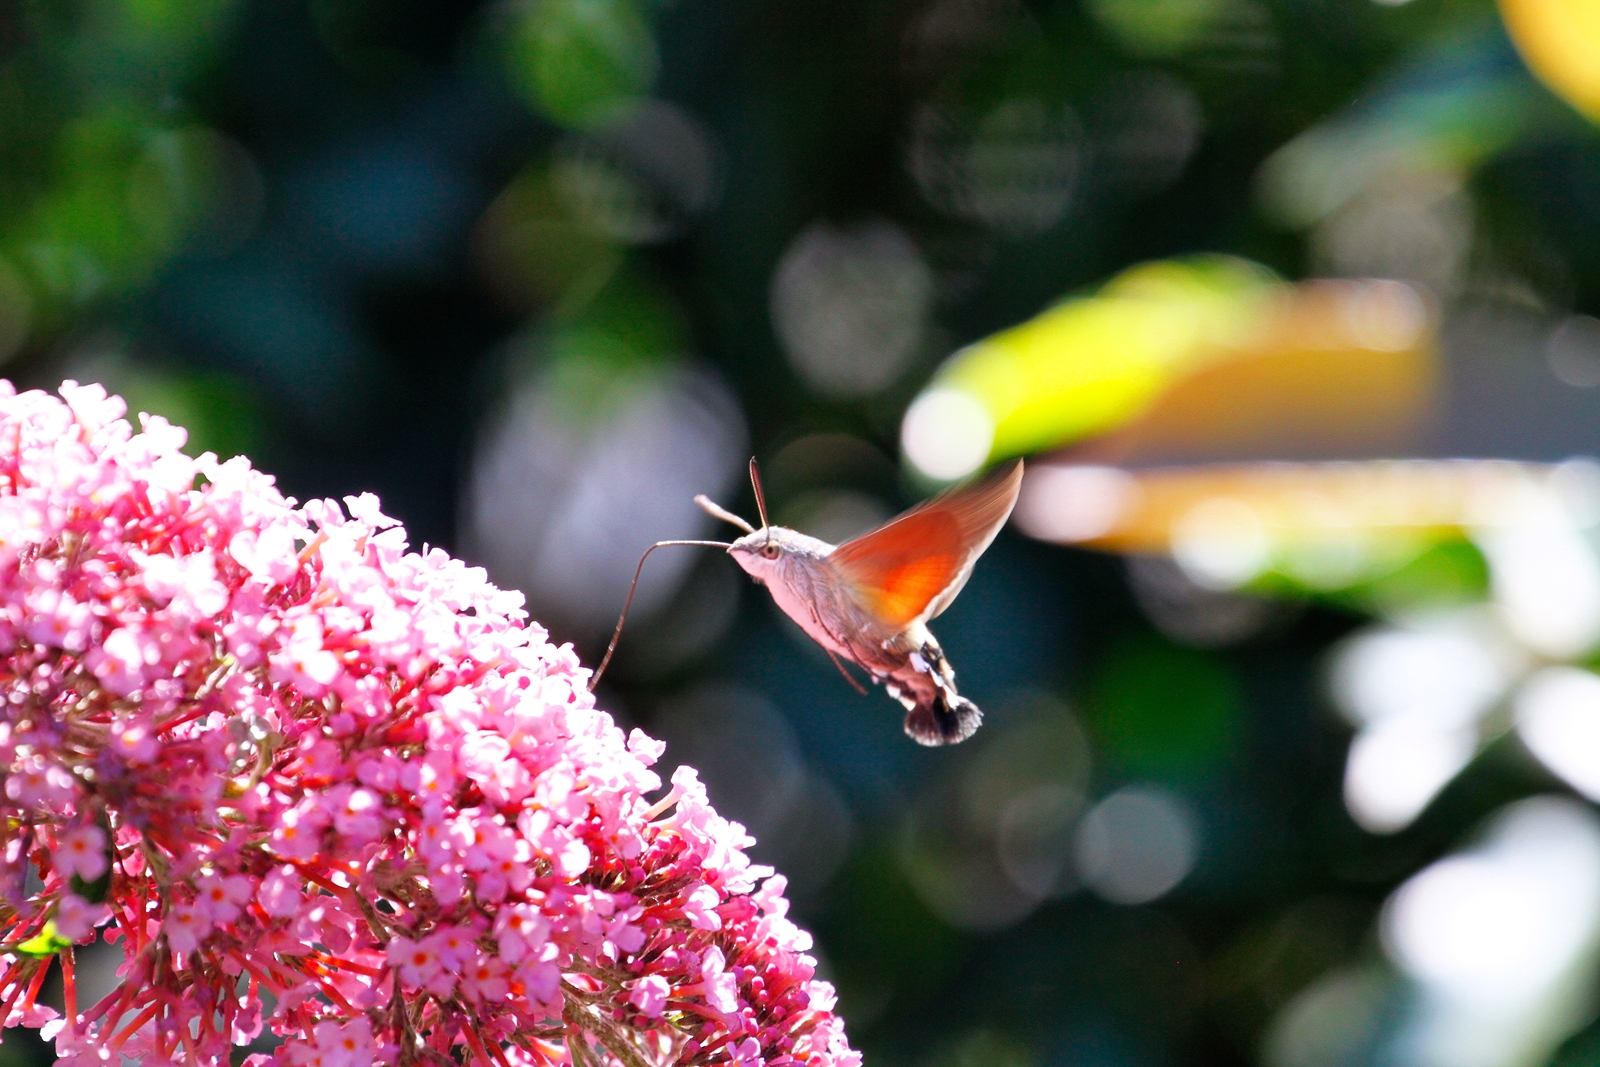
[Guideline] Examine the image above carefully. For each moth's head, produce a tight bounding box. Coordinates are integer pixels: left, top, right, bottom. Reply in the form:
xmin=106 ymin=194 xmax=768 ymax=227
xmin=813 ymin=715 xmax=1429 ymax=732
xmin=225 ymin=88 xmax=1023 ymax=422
xmin=705 ymin=458 xmax=834 ymax=584
xmin=727 ymin=526 xmax=806 ymax=582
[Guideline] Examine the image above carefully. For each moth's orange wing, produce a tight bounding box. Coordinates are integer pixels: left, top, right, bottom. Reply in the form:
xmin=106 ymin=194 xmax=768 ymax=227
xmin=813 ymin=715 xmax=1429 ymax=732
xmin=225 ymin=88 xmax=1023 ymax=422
xmin=829 ymin=460 xmax=1023 ymax=629
xmin=830 ymin=512 xmax=965 ymax=629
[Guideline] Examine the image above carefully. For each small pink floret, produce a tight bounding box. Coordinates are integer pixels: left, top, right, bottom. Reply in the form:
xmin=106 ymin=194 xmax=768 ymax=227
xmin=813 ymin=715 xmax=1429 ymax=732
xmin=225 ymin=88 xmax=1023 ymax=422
xmin=54 ymin=893 xmax=109 ymax=942
xmin=629 ymin=974 xmax=671 ymax=1017
xmin=52 ymin=824 xmax=106 ymax=883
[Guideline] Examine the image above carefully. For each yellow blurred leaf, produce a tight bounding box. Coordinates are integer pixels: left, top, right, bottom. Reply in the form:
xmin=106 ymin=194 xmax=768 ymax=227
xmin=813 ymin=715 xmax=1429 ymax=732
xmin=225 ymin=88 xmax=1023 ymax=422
xmin=1080 ymin=280 xmax=1435 ymax=466
xmin=902 ymin=257 xmax=1437 ymax=480
xmin=1500 ymin=0 xmax=1600 ymax=122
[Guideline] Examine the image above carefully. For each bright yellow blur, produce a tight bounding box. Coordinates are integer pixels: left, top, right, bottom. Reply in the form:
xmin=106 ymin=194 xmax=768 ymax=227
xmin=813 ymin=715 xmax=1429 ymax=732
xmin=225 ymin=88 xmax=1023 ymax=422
xmin=929 ymin=257 xmax=1277 ymax=465
xmin=905 ymin=256 xmax=1437 ymax=478
xmin=1499 ymin=0 xmax=1600 ymax=122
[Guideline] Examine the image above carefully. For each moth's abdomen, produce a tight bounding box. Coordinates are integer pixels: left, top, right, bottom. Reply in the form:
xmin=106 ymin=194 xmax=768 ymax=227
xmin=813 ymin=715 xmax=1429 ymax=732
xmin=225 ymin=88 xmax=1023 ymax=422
xmin=882 ymin=636 xmax=983 ymax=746
xmin=903 ymin=691 xmax=983 ymax=746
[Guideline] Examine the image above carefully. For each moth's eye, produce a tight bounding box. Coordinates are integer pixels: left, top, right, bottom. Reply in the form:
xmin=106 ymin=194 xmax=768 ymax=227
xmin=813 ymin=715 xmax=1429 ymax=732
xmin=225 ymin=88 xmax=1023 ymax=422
xmin=760 ymin=543 xmax=780 ymax=560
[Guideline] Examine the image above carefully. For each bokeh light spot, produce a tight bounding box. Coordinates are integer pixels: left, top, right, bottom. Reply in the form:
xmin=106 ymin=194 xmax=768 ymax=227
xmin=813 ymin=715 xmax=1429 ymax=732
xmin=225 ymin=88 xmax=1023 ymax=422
xmin=1310 ymin=171 xmax=1473 ymax=298
xmin=1342 ymin=718 xmax=1477 ymax=834
xmin=901 ymin=387 xmax=994 ymax=481
xmin=1090 ymin=70 xmax=1204 ymax=199
xmin=1127 ymin=555 xmax=1291 ymax=648
xmin=1013 ymin=465 xmax=1136 ymax=544
xmin=1383 ymin=797 xmax=1600 ymax=1009
xmin=1546 ymin=315 xmax=1600 ymax=389
xmin=771 ymin=220 xmax=933 ymax=399
xmin=1375 ymin=795 xmax=1600 ymax=1067
xmin=1074 ymin=786 xmax=1198 ymax=905
xmin=1262 ymin=966 xmax=1392 ymax=1067
xmin=1086 ymin=0 xmax=1223 ymax=57
xmin=1477 ymin=502 xmax=1600 ymax=660
xmin=908 ymin=97 xmax=1083 ymax=238
xmin=1516 ymin=667 xmax=1600 ymax=802
xmin=1499 ymin=0 xmax=1600 ymax=122
xmin=465 ymin=347 xmax=746 ymax=637
xmin=1170 ymin=496 xmax=1271 ymax=589
xmin=1340 ymin=280 xmax=1427 ymax=353
xmin=506 ymin=0 xmax=658 ymax=129
xmin=552 ymin=100 xmax=718 ymax=244
xmin=1330 ymin=618 xmax=1516 ymax=732
xmin=965 ymin=707 xmax=1092 ymax=899
xmin=655 ymin=683 xmax=855 ymax=898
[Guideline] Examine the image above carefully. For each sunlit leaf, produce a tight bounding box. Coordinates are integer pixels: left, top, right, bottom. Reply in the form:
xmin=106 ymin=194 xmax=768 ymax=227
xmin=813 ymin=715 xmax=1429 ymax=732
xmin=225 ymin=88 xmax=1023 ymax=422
xmin=1079 ymin=280 xmax=1435 ymax=467
xmin=1500 ymin=0 xmax=1600 ymax=123
xmin=902 ymin=257 xmax=1275 ymax=480
xmin=901 ymin=257 xmax=1436 ymax=480
xmin=15 ymin=921 xmax=69 ymax=958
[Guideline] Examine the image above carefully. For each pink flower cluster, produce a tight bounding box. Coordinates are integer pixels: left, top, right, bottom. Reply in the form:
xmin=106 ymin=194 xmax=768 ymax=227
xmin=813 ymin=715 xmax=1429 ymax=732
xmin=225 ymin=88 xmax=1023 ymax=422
xmin=0 ymin=382 xmax=857 ymax=1067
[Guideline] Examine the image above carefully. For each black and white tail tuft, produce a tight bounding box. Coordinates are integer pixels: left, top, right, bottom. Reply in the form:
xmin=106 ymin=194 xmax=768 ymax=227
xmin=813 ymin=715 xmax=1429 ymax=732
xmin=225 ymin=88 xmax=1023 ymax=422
xmin=903 ymin=692 xmax=983 ymax=746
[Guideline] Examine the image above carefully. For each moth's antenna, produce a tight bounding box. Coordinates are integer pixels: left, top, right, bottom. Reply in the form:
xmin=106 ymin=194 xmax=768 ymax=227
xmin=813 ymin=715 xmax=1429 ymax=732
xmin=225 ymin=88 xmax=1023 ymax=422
xmin=590 ymin=539 xmax=732 ymax=691
xmin=695 ymin=494 xmax=755 ymax=534
xmin=749 ymin=458 xmax=771 ymax=540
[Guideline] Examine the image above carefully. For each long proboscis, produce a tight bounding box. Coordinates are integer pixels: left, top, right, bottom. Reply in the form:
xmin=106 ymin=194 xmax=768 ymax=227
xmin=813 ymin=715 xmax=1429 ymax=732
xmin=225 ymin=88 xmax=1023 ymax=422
xmin=588 ymin=540 xmax=732 ymax=692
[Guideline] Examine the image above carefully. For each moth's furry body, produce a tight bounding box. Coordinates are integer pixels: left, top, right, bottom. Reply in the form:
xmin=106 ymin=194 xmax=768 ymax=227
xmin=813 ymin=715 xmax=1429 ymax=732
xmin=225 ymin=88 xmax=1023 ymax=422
xmin=729 ymin=528 xmax=981 ymax=745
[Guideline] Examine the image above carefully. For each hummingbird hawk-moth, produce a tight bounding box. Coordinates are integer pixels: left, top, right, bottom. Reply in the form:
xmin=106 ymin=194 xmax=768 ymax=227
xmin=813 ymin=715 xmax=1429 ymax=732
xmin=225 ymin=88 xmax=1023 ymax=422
xmin=590 ymin=458 xmax=1023 ymax=746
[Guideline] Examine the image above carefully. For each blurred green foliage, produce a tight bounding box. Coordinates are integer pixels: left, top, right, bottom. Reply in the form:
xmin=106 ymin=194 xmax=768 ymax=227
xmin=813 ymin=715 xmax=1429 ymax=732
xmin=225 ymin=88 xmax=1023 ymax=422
xmin=506 ymin=0 xmax=658 ymax=128
xmin=1093 ymin=634 xmax=1238 ymax=783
